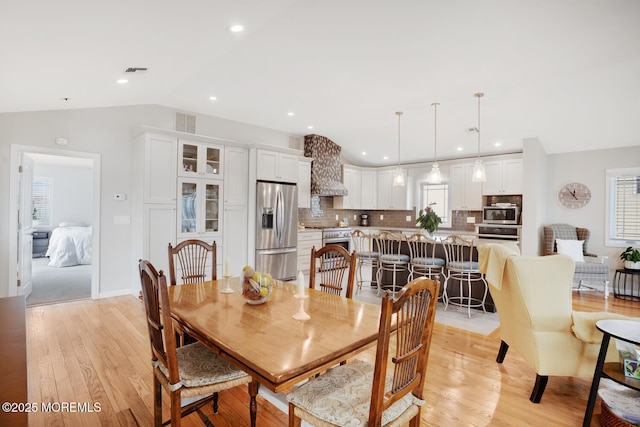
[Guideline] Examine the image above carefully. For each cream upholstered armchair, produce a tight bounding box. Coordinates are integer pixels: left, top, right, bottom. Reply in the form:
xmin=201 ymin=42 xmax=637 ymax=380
xmin=543 ymin=223 xmax=610 ymax=298
xmin=477 ymin=243 xmax=637 ymax=403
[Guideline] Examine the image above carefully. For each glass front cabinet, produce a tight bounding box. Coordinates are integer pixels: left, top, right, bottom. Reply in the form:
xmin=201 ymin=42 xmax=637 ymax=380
xmin=178 ymin=139 xmax=223 ymax=179
xmin=177 ymin=177 xmax=223 ymax=238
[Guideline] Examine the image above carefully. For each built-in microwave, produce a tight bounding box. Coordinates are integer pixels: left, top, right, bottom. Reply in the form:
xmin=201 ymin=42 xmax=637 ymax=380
xmin=482 ymin=205 xmax=519 ymax=225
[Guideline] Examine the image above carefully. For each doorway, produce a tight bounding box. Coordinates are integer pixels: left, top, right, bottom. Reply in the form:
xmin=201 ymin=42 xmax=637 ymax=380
xmin=8 ymin=145 xmax=101 ymax=302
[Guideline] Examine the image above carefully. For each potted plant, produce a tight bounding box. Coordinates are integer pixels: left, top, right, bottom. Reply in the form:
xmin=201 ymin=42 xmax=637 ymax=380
xmin=416 ymin=206 xmax=442 ymax=235
xmin=619 ymin=247 xmax=640 ymax=270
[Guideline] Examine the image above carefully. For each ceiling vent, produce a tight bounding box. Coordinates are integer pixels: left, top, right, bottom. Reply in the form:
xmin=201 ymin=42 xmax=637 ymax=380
xmin=175 ymin=112 xmax=196 ymax=134
xmin=125 ymin=67 xmax=148 ymax=73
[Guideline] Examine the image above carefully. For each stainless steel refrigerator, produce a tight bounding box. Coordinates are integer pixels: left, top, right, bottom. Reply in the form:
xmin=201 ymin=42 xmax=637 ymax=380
xmin=255 ymin=181 xmax=298 ymax=281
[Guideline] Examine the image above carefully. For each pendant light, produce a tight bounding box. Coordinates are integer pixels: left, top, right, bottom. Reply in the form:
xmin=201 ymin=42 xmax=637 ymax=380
xmin=393 ymin=111 xmax=405 ymax=186
xmin=472 ymin=92 xmax=486 ymax=182
xmin=427 ymin=102 xmax=442 ymax=184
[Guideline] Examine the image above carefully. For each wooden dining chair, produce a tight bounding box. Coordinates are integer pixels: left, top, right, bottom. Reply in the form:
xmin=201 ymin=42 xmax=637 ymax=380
xmin=168 ymin=240 xmax=217 ymax=346
xmin=168 ymin=240 xmax=217 ymax=286
xmin=287 ymin=277 xmax=440 ymax=427
xmin=138 ymin=259 xmax=257 ymax=427
xmin=309 ymin=244 xmax=357 ymax=299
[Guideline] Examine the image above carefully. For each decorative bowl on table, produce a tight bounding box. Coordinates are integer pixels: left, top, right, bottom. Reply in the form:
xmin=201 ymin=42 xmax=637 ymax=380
xmin=241 ymin=266 xmax=273 ymax=305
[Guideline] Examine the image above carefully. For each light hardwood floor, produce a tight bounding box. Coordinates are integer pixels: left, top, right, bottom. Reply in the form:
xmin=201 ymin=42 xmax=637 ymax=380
xmin=26 ymin=291 xmax=638 ymax=426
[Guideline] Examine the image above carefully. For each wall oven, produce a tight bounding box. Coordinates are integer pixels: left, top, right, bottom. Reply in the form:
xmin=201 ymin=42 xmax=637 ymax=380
xmin=482 ymin=205 xmax=519 ymax=225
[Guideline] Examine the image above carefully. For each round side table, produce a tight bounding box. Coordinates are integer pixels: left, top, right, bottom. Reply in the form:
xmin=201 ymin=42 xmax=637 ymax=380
xmin=612 ymin=268 xmax=640 ymax=301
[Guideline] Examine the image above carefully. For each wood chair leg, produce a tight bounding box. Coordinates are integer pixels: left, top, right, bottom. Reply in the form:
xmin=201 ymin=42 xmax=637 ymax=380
xmin=529 ymin=374 xmax=548 ymax=403
xmin=496 ymin=340 xmax=509 ymax=363
xmin=212 ymin=391 xmax=219 ymax=414
xmin=153 ymin=375 xmax=162 ymax=427
xmin=249 ymin=380 xmax=259 ymax=427
xmin=289 ymin=402 xmax=301 ymax=427
xmin=171 ymin=389 xmax=182 ymax=426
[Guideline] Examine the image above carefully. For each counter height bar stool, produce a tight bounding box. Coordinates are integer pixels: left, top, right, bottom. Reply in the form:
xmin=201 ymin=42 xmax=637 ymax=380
xmin=351 ymin=229 xmax=379 ymax=295
xmin=375 ymin=231 xmax=410 ymax=296
xmin=406 ymin=233 xmax=445 ymax=282
xmin=441 ymin=235 xmax=488 ymax=318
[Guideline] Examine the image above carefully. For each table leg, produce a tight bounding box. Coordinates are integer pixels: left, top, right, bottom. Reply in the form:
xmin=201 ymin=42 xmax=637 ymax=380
xmin=582 ymin=333 xmax=610 ymax=427
xmin=249 ymin=380 xmax=259 ymax=427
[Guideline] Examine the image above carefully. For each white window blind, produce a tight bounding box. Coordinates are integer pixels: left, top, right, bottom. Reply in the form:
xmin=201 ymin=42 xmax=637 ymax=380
xmin=607 ymin=168 xmax=640 ymax=245
xmin=420 ymin=183 xmax=449 ymax=226
xmin=32 ymin=177 xmax=52 ymax=228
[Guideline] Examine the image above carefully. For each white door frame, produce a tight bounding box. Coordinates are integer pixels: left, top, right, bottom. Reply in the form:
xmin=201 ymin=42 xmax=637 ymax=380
xmin=8 ymin=144 xmax=101 ymax=298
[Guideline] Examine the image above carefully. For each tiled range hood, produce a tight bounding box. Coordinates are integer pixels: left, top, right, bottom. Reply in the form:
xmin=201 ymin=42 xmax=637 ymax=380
xmin=304 ymin=134 xmax=348 ymax=196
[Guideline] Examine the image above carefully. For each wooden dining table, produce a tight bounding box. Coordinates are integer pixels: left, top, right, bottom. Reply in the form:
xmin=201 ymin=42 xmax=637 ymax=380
xmin=168 ymin=277 xmax=383 ymax=400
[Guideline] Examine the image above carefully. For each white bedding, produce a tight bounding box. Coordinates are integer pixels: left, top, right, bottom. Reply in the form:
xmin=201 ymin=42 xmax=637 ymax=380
xmin=46 ymin=226 xmax=92 ymax=267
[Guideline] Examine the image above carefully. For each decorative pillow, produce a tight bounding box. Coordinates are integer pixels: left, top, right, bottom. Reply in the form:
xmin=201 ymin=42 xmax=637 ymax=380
xmin=59 ymin=221 xmax=85 ymax=228
xmin=556 ymin=239 xmax=585 ymax=262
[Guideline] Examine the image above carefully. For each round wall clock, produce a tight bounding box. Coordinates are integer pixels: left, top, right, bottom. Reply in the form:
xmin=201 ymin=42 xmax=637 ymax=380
xmin=557 ymin=182 xmax=592 ymax=209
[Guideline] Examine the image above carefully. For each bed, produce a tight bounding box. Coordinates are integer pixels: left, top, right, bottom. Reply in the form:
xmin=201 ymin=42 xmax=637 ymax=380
xmin=45 ymin=225 xmax=92 ymax=267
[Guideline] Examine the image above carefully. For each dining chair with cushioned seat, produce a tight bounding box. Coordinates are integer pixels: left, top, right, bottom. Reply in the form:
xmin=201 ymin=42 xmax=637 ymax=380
xmin=351 ymin=229 xmax=379 ymax=294
xmin=441 ymin=234 xmax=488 ymax=318
xmin=543 ymin=223 xmax=610 ymax=298
xmin=168 ymin=239 xmax=217 ymax=286
xmin=138 ymin=259 xmax=257 ymax=427
xmin=375 ymin=231 xmax=410 ymax=296
xmin=406 ymin=233 xmax=445 ymax=283
xmin=309 ymin=244 xmax=357 ymax=299
xmin=168 ymin=239 xmax=217 ymax=346
xmin=477 ymin=243 xmax=639 ymax=403
xmin=287 ymin=276 xmax=440 ymax=427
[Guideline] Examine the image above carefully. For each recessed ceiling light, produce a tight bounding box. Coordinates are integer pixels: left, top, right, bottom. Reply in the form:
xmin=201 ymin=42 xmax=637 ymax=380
xmin=287 ymin=112 xmax=294 ymax=116
xmin=383 ymin=156 xmax=388 ymax=160
xmin=229 ymin=24 xmax=244 ymax=32
xmin=115 ymin=78 xmax=128 ymax=84
xmin=362 ymin=152 xmax=366 ymax=156
xmin=457 ymin=147 xmax=463 ymax=151
xmin=209 ymin=96 xmax=217 ymax=101
xmin=494 ymin=142 xmax=501 ymax=147
xmin=307 ymin=125 xmax=314 ymax=129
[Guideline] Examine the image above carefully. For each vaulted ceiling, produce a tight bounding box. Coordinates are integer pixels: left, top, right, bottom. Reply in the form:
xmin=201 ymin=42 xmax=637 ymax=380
xmin=2 ymin=0 xmax=639 ymax=166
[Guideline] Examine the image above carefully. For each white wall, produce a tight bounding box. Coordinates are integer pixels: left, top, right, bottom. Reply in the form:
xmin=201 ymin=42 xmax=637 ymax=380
xmin=542 ymin=145 xmax=640 ymax=270
xmin=33 ymin=163 xmax=93 ymax=230
xmin=0 ymin=105 xmax=293 ymax=297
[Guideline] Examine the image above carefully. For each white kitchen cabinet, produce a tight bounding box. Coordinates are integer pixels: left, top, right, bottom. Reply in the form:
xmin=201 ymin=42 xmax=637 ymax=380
xmin=142 ymin=204 xmax=176 ymax=276
xmin=141 ymin=134 xmax=177 ymax=204
xmin=450 ymin=163 xmax=482 ymax=210
xmin=224 ymin=146 xmax=249 ymax=206
xmin=482 ymin=158 xmax=523 ymax=195
xmin=334 ymin=165 xmax=362 ymax=209
xmin=377 ymin=169 xmax=408 ymax=210
xmin=177 ymin=177 xmax=223 ymax=238
xmin=360 ymin=169 xmax=377 ymax=209
xmin=178 ymin=139 xmax=223 ymax=179
xmin=298 ymin=159 xmax=312 ymax=208
xmin=297 ymin=230 xmax=322 ymax=272
xmin=256 ymin=149 xmax=298 ymax=183
xmin=223 ymin=204 xmax=248 ymax=276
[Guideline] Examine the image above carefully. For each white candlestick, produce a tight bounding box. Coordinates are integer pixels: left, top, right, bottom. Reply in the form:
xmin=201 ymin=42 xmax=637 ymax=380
xmin=297 ymin=271 xmax=305 ymax=296
xmin=224 ymin=256 xmax=231 ymax=277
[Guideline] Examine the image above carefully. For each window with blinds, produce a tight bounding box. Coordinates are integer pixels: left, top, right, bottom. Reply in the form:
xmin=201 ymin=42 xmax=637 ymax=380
xmin=420 ymin=182 xmax=450 ymax=226
xmin=607 ymin=168 xmax=640 ymax=245
xmin=32 ymin=177 xmax=52 ymax=228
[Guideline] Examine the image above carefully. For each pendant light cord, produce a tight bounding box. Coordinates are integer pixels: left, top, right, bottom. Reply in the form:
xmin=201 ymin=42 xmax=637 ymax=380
xmin=396 ymin=111 xmax=403 ymax=165
xmin=431 ymin=102 xmax=439 ymax=162
xmin=474 ymin=92 xmax=484 ymax=158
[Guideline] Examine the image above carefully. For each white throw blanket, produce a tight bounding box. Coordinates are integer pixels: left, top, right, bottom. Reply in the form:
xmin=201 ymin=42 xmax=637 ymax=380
xmin=46 ymin=226 xmax=92 ymax=267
